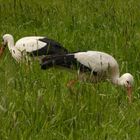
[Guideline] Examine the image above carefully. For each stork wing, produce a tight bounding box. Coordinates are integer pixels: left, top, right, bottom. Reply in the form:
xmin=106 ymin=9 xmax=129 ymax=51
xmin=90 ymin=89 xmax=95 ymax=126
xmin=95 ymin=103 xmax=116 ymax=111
xmin=15 ymin=37 xmax=46 ymax=52
xmin=74 ymin=52 xmax=103 ymax=72
xmin=15 ymin=37 xmax=68 ymax=56
xmin=75 ymin=51 xmax=119 ymax=80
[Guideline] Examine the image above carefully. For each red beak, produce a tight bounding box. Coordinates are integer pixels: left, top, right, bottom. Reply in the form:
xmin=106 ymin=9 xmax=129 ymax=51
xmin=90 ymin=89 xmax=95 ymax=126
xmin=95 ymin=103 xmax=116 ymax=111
xmin=127 ymin=86 xmax=132 ymax=103
xmin=0 ymin=44 xmax=5 ymax=57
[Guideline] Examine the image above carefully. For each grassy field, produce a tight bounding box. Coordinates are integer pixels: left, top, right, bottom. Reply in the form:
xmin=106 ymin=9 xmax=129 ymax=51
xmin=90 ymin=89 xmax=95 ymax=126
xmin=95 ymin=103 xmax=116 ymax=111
xmin=0 ymin=0 xmax=140 ymax=139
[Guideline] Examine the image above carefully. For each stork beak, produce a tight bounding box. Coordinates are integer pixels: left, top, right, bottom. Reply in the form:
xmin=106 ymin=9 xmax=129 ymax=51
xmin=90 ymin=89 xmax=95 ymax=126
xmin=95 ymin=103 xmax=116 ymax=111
xmin=0 ymin=43 xmax=6 ymax=57
xmin=126 ymin=86 xmax=132 ymax=103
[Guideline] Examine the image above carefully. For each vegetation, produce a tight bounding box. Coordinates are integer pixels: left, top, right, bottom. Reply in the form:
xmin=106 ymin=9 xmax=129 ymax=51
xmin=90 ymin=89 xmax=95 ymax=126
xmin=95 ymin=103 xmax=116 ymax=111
xmin=0 ymin=0 xmax=140 ymax=139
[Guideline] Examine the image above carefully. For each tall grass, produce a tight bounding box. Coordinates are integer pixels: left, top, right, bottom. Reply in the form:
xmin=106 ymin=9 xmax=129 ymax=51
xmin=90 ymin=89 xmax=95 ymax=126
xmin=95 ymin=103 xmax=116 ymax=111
xmin=0 ymin=0 xmax=140 ymax=139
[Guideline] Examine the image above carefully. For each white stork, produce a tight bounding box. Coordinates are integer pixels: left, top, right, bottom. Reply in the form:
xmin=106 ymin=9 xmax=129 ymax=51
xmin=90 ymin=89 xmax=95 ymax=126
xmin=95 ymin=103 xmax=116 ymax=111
xmin=41 ymin=51 xmax=134 ymax=103
xmin=0 ymin=34 xmax=68 ymax=62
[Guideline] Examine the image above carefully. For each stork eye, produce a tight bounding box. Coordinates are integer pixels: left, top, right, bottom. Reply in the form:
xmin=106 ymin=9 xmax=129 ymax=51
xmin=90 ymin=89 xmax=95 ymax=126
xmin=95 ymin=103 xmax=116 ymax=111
xmin=126 ymin=81 xmax=129 ymax=84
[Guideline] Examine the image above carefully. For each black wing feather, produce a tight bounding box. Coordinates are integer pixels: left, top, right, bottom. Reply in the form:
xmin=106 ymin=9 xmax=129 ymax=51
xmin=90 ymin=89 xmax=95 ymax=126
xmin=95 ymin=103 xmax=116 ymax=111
xmin=29 ymin=37 xmax=68 ymax=56
xmin=41 ymin=54 xmax=97 ymax=76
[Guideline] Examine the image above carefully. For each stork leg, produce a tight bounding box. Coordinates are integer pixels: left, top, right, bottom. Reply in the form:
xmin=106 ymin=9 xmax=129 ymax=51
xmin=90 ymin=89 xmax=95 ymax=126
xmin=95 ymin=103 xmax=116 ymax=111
xmin=66 ymin=79 xmax=78 ymax=88
xmin=66 ymin=69 xmax=81 ymax=89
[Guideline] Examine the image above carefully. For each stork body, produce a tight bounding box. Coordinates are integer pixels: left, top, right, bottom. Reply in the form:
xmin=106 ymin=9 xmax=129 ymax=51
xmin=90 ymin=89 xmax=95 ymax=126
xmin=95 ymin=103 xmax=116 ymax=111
xmin=1 ymin=34 xmax=68 ymax=62
xmin=41 ymin=51 xmax=134 ymax=103
xmin=41 ymin=51 xmax=120 ymax=83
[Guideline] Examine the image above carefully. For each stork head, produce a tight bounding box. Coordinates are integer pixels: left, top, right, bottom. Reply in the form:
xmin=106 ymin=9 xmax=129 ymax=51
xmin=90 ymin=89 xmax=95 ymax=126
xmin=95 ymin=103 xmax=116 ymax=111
xmin=120 ymin=73 xmax=134 ymax=103
xmin=2 ymin=34 xmax=14 ymax=47
xmin=0 ymin=34 xmax=14 ymax=57
xmin=121 ymin=73 xmax=134 ymax=87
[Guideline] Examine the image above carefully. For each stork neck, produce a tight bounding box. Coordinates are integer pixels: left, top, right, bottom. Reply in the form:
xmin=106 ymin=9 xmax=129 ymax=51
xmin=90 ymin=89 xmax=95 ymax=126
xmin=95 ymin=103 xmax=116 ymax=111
xmin=112 ymin=75 xmax=123 ymax=86
xmin=7 ymin=37 xmax=14 ymax=50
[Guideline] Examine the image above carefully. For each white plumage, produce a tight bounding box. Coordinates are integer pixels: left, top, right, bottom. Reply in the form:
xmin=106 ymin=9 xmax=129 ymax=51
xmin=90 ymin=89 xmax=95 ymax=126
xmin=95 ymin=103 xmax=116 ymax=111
xmin=74 ymin=51 xmax=119 ymax=77
xmin=1 ymin=34 xmax=68 ymax=62
xmin=41 ymin=51 xmax=134 ymax=103
xmin=15 ymin=36 xmax=46 ymax=52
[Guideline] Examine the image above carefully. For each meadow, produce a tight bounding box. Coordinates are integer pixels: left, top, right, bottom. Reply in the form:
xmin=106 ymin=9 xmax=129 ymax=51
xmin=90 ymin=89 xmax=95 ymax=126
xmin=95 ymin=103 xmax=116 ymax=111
xmin=0 ymin=0 xmax=140 ymax=139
